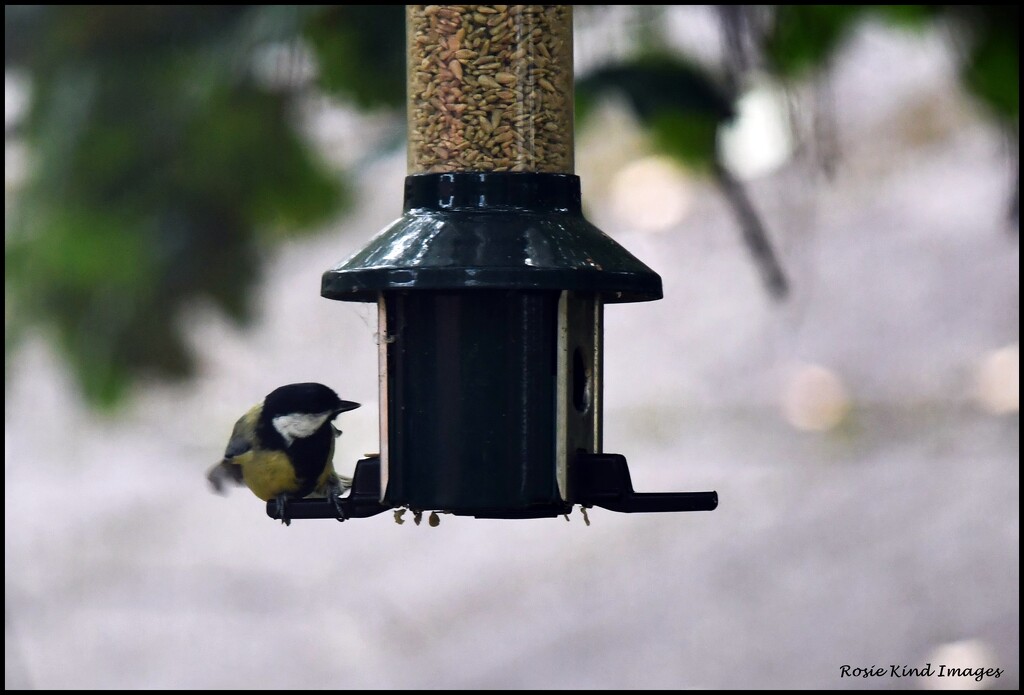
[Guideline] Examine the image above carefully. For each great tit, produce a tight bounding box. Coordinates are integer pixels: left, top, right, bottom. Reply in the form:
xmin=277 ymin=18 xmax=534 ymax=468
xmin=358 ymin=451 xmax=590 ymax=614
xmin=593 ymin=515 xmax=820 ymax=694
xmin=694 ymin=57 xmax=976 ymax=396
xmin=207 ymin=383 xmax=360 ymax=524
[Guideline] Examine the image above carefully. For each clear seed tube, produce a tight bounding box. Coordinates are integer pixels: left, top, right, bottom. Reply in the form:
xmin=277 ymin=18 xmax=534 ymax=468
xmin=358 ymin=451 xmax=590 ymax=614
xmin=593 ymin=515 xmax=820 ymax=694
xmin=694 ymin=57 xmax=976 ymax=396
xmin=407 ymin=4 xmax=574 ymax=174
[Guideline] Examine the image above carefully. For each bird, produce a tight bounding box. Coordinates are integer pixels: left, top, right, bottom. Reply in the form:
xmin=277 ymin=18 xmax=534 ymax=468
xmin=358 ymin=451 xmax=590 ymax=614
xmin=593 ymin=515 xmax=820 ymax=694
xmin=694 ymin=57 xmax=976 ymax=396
xmin=207 ymin=383 xmax=360 ymax=525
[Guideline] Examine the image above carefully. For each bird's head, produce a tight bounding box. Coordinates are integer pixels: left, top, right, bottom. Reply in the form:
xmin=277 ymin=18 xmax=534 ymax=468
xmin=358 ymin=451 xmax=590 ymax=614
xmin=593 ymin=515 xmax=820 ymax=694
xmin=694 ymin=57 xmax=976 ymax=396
xmin=261 ymin=383 xmax=360 ymax=446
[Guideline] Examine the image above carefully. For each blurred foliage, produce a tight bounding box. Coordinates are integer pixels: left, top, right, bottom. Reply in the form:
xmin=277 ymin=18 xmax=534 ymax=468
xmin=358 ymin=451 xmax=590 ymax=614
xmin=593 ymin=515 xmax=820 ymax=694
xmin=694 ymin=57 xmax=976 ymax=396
xmin=764 ymin=5 xmax=1018 ymax=124
xmin=305 ymin=5 xmax=406 ymax=109
xmin=4 ymin=5 xmax=1018 ymax=407
xmin=578 ymin=57 xmax=789 ymax=298
xmin=578 ymin=58 xmax=734 ymax=170
xmin=576 ymin=5 xmax=1016 ymax=301
xmin=948 ymin=5 xmax=1019 ymax=123
xmin=4 ymin=5 xmax=404 ymax=406
xmin=765 ymin=5 xmax=869 ymax=77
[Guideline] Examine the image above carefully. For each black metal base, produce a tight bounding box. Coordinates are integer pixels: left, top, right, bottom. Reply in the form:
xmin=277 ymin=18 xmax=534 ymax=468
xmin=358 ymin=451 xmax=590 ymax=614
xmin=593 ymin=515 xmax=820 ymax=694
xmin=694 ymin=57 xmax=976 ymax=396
xmin=574 ymin=453 xmax=718 ymax=513
xmin=266 ymin=455 xmax=717 ymax=522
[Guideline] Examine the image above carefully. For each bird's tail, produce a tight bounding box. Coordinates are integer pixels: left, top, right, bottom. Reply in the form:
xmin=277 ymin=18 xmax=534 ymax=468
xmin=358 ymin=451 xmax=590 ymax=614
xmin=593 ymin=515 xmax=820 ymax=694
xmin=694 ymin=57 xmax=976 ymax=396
xmin=311 ymin=470 xmax=352 ymax=498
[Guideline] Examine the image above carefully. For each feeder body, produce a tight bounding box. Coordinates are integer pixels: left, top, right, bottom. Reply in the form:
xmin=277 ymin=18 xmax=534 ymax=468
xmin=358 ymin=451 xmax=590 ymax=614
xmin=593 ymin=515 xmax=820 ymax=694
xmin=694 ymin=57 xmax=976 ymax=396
xmin=382 ymin=290 xmax=552 ymax=510
xmin=324 ymin=171 xmax=658 ymax=515
xmin=312 ymin=4 xmax=716 ymax=520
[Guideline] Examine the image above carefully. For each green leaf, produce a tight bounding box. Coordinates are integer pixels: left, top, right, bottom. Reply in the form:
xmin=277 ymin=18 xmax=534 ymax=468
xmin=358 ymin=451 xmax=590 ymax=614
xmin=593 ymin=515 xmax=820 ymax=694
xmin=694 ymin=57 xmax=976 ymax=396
xmin=578 ymin=56 xmax=733 ymax=169
xmin=649 ymin=111 xmax=721 ymax=170
xmin=953 ymin=6 xmax=1020 ymax=124
xmin=579 ymin=57 xmax=733 ymax=123
xmin=304 ymin=5 xmax=405 ymax=109
xmin=965 ymin=30 xmax=1019 ymax=122
xmin=873 ymin=5 xmax=937 ymax=29
xmin=766 ymin=5 xmax=865 ymax=77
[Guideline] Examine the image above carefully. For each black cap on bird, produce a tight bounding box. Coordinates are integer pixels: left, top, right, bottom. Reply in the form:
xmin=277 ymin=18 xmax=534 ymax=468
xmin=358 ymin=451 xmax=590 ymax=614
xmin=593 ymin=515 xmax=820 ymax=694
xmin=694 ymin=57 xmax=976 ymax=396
xmin=207 ymin=382 xmax=360 ymax=525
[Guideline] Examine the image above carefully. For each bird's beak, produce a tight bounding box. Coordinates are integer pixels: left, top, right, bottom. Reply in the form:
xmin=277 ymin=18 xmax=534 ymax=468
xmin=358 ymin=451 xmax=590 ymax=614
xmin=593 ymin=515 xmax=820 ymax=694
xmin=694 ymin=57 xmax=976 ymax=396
xmin=334 ymin=400 xmax=361 ymax=415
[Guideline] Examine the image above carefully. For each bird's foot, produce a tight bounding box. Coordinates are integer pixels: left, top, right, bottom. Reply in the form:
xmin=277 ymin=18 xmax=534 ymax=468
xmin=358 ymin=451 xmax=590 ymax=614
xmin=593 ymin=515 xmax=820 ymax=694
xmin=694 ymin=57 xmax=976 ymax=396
xmin=274 ymin=494 xmax=291 ymax=526
xmin=327 ymin=480 xmax=348 ymax=523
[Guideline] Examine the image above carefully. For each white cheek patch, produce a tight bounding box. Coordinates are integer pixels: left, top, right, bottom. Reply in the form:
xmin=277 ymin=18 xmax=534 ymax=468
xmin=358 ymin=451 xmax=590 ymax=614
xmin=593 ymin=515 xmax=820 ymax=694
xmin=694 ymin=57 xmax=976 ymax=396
xmin=272 ymin=412 xmax=331 ymax=445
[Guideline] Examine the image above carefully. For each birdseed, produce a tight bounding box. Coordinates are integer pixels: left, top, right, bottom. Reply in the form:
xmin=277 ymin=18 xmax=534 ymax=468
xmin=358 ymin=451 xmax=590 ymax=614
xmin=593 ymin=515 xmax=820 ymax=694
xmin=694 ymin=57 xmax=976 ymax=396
xmin=407 ymin=5 xmax=574 ymax=174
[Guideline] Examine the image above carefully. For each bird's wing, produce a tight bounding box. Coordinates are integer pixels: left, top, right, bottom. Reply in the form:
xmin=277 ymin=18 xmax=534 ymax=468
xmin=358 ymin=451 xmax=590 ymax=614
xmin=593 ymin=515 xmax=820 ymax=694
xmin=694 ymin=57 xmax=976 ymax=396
xmin=312 ymin=467 xmax=353 ymax=497
xmin=206 ymin=460 xmax=245 ymax=494
xmin=224 ymin=405 xmax=261 ymax=459
xmin=207 ymin=404 xmax=261 ymax=494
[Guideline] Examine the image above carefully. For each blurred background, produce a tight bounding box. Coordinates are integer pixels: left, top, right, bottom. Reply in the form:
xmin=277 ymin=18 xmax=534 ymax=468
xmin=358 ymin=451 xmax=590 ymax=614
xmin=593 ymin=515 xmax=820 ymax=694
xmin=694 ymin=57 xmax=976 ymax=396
xmin=4 ymin=5 xmax=1018 ymax=689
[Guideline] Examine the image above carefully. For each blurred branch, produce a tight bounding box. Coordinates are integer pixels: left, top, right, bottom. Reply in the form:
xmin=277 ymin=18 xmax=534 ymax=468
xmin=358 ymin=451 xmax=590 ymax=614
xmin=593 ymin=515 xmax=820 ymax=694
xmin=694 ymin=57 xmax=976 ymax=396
xmin=579 ymin=56 xmax=790 ymax=299
xmin=1009 ymin=143 xmax=1019 ymax=232
xmin=713 ymin=161 xmax=789 ymax=299
xmin=716 ymin=5 xmax=757 ymax=97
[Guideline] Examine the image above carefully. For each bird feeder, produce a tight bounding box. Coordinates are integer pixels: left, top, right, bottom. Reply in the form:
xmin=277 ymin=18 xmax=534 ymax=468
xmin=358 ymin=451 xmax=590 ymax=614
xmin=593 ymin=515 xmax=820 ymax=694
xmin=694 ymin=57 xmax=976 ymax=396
xmin=270 ymin=4 xmax=717 ymax=521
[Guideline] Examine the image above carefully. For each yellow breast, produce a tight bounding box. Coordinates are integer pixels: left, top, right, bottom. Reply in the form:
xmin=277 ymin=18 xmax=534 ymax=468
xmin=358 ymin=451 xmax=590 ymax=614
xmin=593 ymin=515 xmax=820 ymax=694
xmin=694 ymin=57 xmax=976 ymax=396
xmin=236 ymin=450 xmax=300 ymax=501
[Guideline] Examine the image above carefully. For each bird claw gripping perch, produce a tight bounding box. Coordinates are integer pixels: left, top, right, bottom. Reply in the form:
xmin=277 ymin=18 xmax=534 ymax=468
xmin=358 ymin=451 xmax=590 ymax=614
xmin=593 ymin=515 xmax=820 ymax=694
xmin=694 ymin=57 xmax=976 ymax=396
xmin=273 ymin=494 xmax=292 ymax=526
xmin=329 ymin=481 xmax=348 ymax=522
xmin=266 ymin=456 xmax=390 ymax=522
